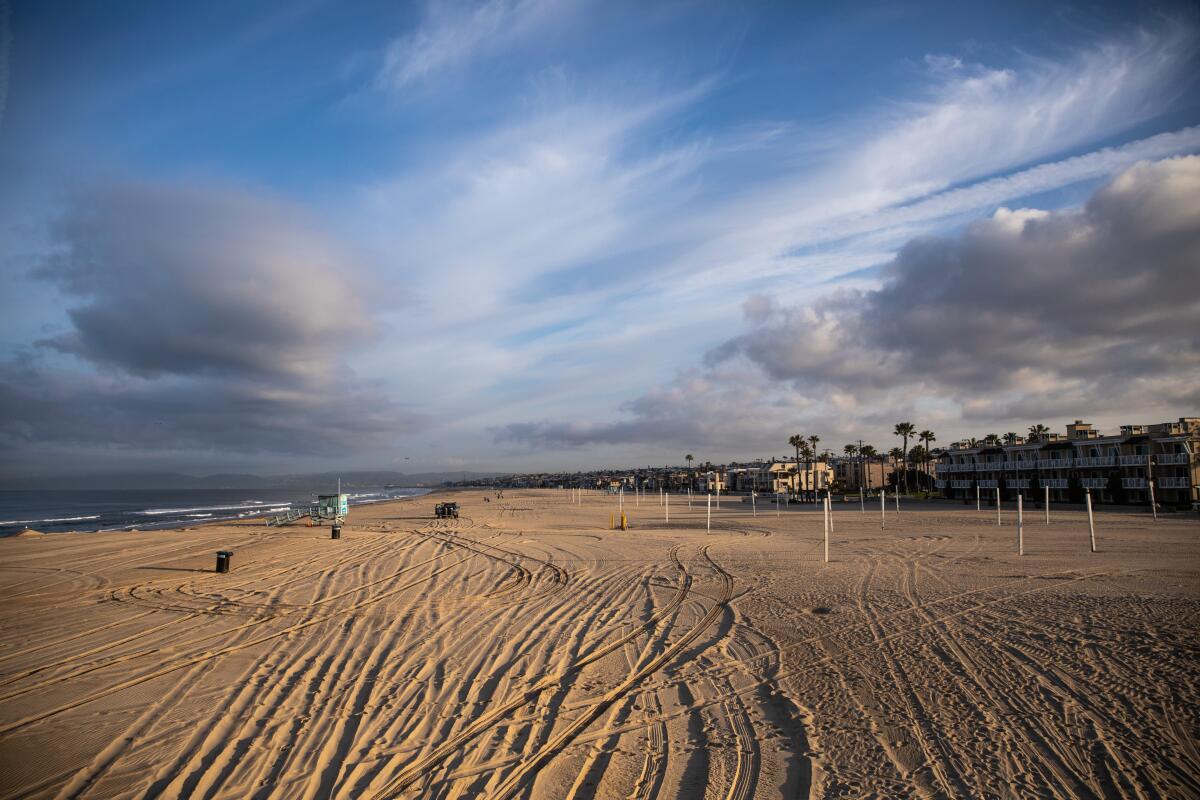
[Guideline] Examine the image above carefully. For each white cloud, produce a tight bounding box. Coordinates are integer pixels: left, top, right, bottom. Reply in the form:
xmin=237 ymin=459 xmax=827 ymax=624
xmin=500 ymin=156 xmax=1200 ymax=451
xmin=378 ymin=0 xmax=564 ymax=89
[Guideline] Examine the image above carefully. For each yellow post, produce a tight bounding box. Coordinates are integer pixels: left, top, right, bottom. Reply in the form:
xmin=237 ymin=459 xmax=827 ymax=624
xmin=610 ymin=512 xmax=614 ymax=530
xmin=621 ymin=512 xmax=627 ymax=530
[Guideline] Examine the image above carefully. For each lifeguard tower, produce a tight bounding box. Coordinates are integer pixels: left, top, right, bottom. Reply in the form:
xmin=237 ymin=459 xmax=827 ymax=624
xmin=267 ymin=480 xmax=349 ymax=527
xmin=314 ymin=492 xmax=349 ymax=525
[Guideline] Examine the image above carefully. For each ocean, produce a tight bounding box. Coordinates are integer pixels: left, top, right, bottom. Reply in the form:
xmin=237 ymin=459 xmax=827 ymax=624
xmin=0 ymin=487 xmax=430 ymax=535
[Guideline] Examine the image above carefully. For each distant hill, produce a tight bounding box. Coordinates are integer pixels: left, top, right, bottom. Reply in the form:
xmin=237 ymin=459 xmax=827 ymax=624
xmin=1 ymin=470 xmax=502 ymax=491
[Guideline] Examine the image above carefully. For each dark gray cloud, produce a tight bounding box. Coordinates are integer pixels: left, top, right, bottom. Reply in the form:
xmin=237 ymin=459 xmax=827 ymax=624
xmin=499 ymin=156 xmax=1200 ymax=449
xmin=1 ymin=180 xmax=418 ymax=470
xmin=35 ymin=181 xmax=376 ymax=381
xmin=714 ymin=155 xmax=1200 ymax=405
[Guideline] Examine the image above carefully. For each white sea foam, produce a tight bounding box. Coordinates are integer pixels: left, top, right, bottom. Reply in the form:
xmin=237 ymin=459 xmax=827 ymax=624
xmin=137 ymin=502 xmax=280 ymax=516
xmin=0 ymin=515 xmax=102 ymax=526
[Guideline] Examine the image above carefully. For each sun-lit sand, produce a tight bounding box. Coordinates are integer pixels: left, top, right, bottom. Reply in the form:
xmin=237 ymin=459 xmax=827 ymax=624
xmin=0 ymin=489 xmax=1197 ymax=798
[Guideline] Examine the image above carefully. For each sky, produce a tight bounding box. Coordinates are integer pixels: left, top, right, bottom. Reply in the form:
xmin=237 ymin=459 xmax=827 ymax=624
xmin=1 ymin=0 xmax=1198 ymax=479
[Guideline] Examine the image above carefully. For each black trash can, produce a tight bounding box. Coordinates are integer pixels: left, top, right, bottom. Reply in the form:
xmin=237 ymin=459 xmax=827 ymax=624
xmin=331 ymin=525 xmax=341 ymax=540
xmin=215 ymin=550 xmax=233 ymax=573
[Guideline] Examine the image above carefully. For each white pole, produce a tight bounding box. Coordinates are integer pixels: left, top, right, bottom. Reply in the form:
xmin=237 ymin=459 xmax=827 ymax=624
xmin=707 ymin=493 xmax=712 ymax=533
xmin=895 ymin=487 xmax=900 ymax=514
xmin=665 ymin=491 xmax=669 ymax=523
xmin=1044 ymin=484 xmax=1049 ymax=524
xmin=880 ymin=491 xmax=885 ymax=529
xmin=1086 ymin=490 xmax=1096 ymax=552
xmin=620 ymin=489 xmax=624 ymax=514
xmin=859 ymin=484 xmax=865 ymax=514
xmin=1017 ymin=495 xmax=1024 ymax=555
xmin=688 ymin=487 xmax=692 ymax=509
xmin=826 ymin=491 xmax=834 ymax=531
xmin=717 ymin=485 xmax=721 ymax=510
xmin=1148 ymin=480 xmax=1158 ymax=522
xmin=976 ymin=484 xmax=981 ymax=512
xmin=823 ymin=495 xmax=830 ymax=563
xmin=996 ymin=487 xmax=1001 ymax=526
xmin=752 ymin=491 xmax=756 ymax=517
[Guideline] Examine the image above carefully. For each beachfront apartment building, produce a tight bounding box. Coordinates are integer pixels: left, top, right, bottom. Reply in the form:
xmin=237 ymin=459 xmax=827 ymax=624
xmin=723 ymin=460 xmax=833 ymax=496
xmin=935 ymin=418 xmax=1200 ymax=507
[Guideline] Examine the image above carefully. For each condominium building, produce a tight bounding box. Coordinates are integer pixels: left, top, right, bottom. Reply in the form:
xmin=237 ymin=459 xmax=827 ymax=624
xmin=935 ymin=418 xmax=1199 ymax=506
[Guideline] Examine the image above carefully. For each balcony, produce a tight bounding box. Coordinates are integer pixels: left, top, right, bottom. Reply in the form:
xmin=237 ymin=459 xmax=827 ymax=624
xmin=950 ymin=480 xmax=972 ymax=488
xmin=1008 ymin=479 xmax=1030 ymax=489
xmin=1041 ymin=478 xmax=1069 ymax=489
xmin=1038 ymin=458 xmax=1073 ymax=469
xmin=1119 ymin=455 xmax=1148 ymax=466
xmin=1157 ymin=477 xmax=1190 ymax=489
xmin=1122 ymin=477 xmax=1147 ymax=489
xmin=935 ymin=480 xmax=947 ymax=488
xmin=1157 ymin=453 xmax=1189 ymax=465
xmin=978 ymin=480 xmax=998 ymax=489
xmin=1079 ymin=478 xmax=1106 ymax=489
xmin=1008 ymin=460 xmax=1037 ymax=470
xmin=1075 ymin=456 xmax=1115 ymax=467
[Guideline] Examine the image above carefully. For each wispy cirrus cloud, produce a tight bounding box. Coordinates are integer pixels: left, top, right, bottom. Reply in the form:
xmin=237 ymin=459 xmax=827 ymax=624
xmin=498 ymin=156 xmax=1200 ymax=451
xmin=378 ymin=0 xmax=565 ymax=90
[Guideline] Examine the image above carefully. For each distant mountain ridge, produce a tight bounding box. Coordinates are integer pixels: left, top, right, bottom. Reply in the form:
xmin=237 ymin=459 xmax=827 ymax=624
xmin=1 ymin=470 xmax=501 ymax=491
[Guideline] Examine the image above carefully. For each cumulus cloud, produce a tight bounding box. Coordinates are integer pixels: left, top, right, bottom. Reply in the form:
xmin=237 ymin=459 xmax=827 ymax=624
xmin=722 ymin=156 xmax=1200 ymax=398
xmin=1 ymin=180 xmax=418 ymax=463
xmin=499 ymin=156 xmax=1200 ymax=449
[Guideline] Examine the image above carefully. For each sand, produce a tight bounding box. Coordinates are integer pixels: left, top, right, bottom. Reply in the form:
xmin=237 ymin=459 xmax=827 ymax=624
xmin=9 ymin=529 xmax=44 ymax=538
xmin=0 ymin=489 xmax=1197 ymax=799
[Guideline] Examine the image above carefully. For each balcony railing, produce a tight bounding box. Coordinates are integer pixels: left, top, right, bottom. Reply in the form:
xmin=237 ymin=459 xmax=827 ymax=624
xmin=1041 ymin=478 xmax=1069 ymax=489
xmin=1075 ymin=456 xmax=1115 ymax=467
xmin=1080 ymin=478 xmax=1106 ymax=489
xmin=1122 ymin=477 xmax=1147 ymax=489
xmin=950 ymin=480 xmax=972 ymax=488
xmin=1157 ymin=477 xmax=1190 ymax=489
xmin=1008 ymin=460 xmax=1038 ymax=470
xmin=1157 ymin=453 xmax=1189 ymax=465
xmin=1119 ymin=455 xmax=1149 ymax=466
xmin=978 ymin=480 xmax=998 ymax=489
xmin=935 ymin=480 xmax=947 ymax=488
xmin=1008 ymin=479 xmax=1030 ymax=489
xmin=1038 ymin=458 xmax=1073 ymax=469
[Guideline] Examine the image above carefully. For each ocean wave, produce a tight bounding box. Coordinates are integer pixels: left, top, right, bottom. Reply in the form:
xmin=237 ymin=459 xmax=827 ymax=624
xmin=0 ymin=515 xmax=102 ymax=526
xmin=137 ymin=502 xmax=283 ymax=516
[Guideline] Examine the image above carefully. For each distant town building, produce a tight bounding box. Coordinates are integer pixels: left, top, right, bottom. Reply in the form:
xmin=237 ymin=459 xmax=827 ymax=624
xmin=936 ymin=417 xmax=1199 ymax=506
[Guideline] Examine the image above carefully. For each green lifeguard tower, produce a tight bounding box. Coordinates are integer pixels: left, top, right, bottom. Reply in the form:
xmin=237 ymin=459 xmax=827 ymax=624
xmin=314 ymin=478 xmax=349 ymax=525
xmin=315 ymin=492 xmax=349 ymax=524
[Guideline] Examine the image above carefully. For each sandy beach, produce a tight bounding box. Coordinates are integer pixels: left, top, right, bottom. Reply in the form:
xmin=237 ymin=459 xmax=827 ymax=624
xmin=1 ymin=489 xmax=1197 ymax=799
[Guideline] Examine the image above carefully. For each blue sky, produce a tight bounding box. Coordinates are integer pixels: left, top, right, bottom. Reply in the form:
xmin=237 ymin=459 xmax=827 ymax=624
xmin=1 ymin=0 xmax=1198 ymax=478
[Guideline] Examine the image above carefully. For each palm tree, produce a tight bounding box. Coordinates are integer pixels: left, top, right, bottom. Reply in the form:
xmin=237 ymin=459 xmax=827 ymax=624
xmin=984 ymin=433 xmax=1001 ymax=446
xmin=685 ymin=454 xmax=694 ymax=490
xmin=1028 ymin=424 xmax=1050 ymax=442
xmin=919 ymin=430 xmax=936 ymax=492
xmin=894 ymin=422 xmax=915 ymax=493
xmin=843 ymin=443 xmax=858 ymax=493
xmin=1003 ymin=432 xmax=1019 ymax=445
xmin=806 ymin=435 xmax=821 ymax=501
xmin=799 ymin=443 xmax=815 ymax=500
xmin=888 ymin=447 xmax=904 ymax=490
xmin=788 ymin=434 xmax=804 ymax=499
xmin=859 ymin=445 xmax=878 ymax=493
